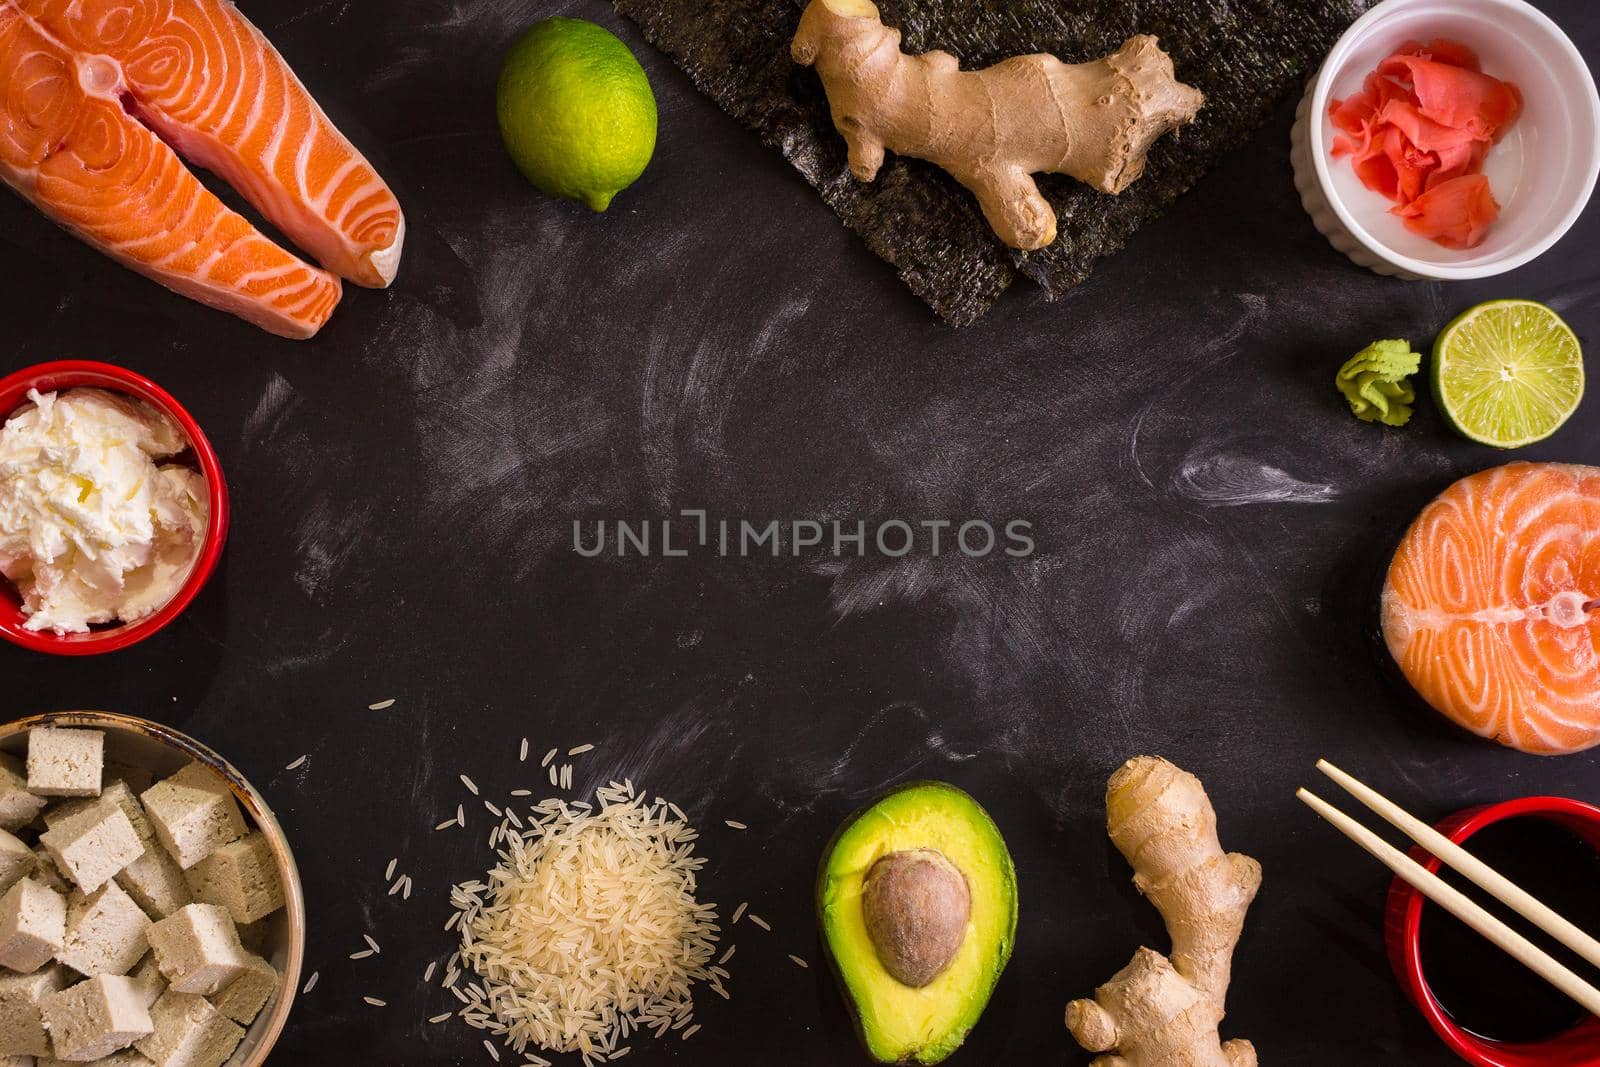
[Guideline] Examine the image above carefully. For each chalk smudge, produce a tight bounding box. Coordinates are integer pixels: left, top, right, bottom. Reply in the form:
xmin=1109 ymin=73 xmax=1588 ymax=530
xmin=1171 ymin=452 xmax=1339 ymax=507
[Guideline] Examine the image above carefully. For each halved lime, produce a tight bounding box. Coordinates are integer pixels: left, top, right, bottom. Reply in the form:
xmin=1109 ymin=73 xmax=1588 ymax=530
xmin=1432 ymin=299 xmax=1585 ymax=449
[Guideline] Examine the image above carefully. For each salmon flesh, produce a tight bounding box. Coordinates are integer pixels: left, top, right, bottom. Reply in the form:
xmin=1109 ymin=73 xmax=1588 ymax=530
xmin=0 ymin=0 xmax=404 ymax=338
xmin=1383 ymin=462 xmax=1600 ymax=755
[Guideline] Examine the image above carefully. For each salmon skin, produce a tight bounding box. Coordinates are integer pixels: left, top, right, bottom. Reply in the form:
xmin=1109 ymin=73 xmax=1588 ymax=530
xmin=0 ymin=0 xmax=404 ymax=338
xmin=1383 ymin=463 xmax=1600 ymax=755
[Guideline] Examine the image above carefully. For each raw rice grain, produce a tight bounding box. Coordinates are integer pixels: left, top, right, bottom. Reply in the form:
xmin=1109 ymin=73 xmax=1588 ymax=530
xmin=451 ymin=785 xmax=720 ymax=1059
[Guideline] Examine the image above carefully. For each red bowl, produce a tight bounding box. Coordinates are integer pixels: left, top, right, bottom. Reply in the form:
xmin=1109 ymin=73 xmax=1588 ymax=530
xmin=1386 ymin=796 xmax=1600 ymax=1066
xmin=0 ymin=361 xmax=229 ymax=655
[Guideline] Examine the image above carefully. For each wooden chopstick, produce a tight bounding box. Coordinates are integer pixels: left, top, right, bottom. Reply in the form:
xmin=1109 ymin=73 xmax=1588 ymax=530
xmin=1318 ymin=759 xmax=1600 ymax=971
xmin=1297 ymin=786 xmax=1600 ymax=1018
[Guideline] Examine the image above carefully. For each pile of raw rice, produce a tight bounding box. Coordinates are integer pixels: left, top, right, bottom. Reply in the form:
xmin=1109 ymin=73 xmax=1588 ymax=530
xmin=447 ymin=778 xmax=726 ymax=1065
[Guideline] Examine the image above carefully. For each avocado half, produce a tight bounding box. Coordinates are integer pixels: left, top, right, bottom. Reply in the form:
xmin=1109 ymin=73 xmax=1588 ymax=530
xmin=817 ymin=781 xmax=1018 ymax=1065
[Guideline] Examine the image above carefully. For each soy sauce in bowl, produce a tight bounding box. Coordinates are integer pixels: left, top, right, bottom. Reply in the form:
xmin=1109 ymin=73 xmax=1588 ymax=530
xmin=1419 ymin=817 xmax=1600 ymax=1044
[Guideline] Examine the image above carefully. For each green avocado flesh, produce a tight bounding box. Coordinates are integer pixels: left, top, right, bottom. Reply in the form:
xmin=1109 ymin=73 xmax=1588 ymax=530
xmin=818 ymin=782 xmax=1017 ymax=1065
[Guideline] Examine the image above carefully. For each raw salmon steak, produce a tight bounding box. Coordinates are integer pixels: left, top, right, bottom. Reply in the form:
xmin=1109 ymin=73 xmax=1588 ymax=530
xmin=0 ymin=0 xmax=404 ymax=338
xmin=1382 ymin=463 xmax=1600 ymax=755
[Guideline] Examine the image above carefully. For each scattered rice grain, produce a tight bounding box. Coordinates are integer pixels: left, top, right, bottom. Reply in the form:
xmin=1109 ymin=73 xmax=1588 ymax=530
xmin=424 ymin=962 xmax=436 ymax=983
xmin=731 ymin=902 xmax=748 ymax=925
xmin=789 ymin=955 xmax=808 ymax=969
xmin=428 ymin=1012 xmax=452 ymax=1024
xmin=567 ymin=744 xmax=594 ymax=756
xmin=285 ymin=755 xmax=308 ymax=770
xmin=364 ymin=934 xmax=381 ymax=954
xmin=748 ymin=914 xmax=771 ymax=932
xmin=368 ymin=699 xmax=396 ymax=711
xmin=724 ymin=820 xmax=747 ymax=830
xmin=541 ymin=748 xmax=557 ymax=767
xmin=384 ymin=858 xmax=397 ymax=881
xmin=364 ymin=996 xmax=386 ymax=1007
xmin=460 ymin=774 xmax=480 ymax=796
xmin=349 ymin=950 xmax=374 ymax=960
xmin=302 ymin=972 xmax=319 ymax=994
xmin=682 ymin=1025 xmax=701 ymax=1041
xmin=520 ymin=738 xmax=530 ymax=762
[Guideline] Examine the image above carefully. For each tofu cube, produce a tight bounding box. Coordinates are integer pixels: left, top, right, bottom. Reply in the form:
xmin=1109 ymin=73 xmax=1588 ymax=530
xmin=41 ymin=1054 xmax=155 ymax=1066
xmin=230 ymin=920 xmax=270 ymax=958
xmin=0 ymin=755 xmax=46 ymax=832
xmin=115 ymin=846 xmax=192 ymax=923
xmin=39 ymin=802 xmax=144 ymax=895
xmin=58 ymin=882 xmax=151 ymax=977
xmin=208 ymin=953 xmax=277 ymax=1026
xmin=46 ymin=784 xmax=153 ymax=843
xmin=25 ymin=729 xmax=103 ymax=798
xmin=134 ymin=992 xmax=243 ymax=1067
xmin=126 ymin=955 xmax=166 ymax=1010
xmin=30 ymin=851 xmax=69 ymax=895
xmin=0 ymin=878 xmax=66 ymax=973
xmin=41 ymin=1053 xmax=155 ymax=1067
xmin=139 ymin=769 xmax=244 ymax=871
xmin=103 ymin=762 xmax=155 ymax=799
xmin=145 ymin=906 xmax=246 ymax=996
xmin=0 ymin=829 xmax=33 ymax=895
xmin=0 ymin=965 xmax=67 ymax=1056
xmin=182 ymin=836 xmax=281 ymax=926
xmin=38 ymin=975 xmax=153 ymax=1061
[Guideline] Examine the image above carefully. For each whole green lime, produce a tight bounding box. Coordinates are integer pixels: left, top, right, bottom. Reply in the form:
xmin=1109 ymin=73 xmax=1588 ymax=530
xmin=496 ymin=18 xmax=658 ymax=212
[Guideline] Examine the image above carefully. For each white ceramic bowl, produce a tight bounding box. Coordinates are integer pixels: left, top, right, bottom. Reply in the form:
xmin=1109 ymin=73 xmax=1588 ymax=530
xmin=0 ymin=711 xmax=304 ymax=1067
xmin=1290 ymin=0 xmax=1600 ymax=279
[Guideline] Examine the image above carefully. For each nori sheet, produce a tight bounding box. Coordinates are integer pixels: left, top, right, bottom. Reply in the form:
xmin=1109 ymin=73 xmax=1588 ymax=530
xmin=616 ymin=0 xmax=1371 ymax=324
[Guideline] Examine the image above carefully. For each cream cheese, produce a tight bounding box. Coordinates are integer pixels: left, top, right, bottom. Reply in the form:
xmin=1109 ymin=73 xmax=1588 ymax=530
xmin=0 ymin=388 xmax=209 ymax=634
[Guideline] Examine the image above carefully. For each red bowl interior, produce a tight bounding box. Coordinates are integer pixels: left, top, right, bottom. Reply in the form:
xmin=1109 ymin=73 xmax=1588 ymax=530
xmin=0 ymin=360 xmax=229 ymax=655
xmin=1385 ymin=795 xmax=1600 ymax=1066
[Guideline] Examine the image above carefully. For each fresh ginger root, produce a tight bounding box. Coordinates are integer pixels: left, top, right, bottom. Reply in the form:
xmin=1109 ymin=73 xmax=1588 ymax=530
xmin=790 ymin=0 xmax=1204 ymax=250
xmin=1066 ymin=757 xmax=1262 ymax=1067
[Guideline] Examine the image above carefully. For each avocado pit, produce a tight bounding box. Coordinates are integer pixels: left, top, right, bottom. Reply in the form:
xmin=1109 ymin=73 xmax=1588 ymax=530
xmin=861 ymin=848 xmax=971 ymax=988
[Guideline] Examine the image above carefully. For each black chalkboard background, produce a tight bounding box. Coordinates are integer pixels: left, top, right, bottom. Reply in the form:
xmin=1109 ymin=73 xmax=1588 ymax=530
xmin=2 ymin=0 xmax=1598 ymax=1063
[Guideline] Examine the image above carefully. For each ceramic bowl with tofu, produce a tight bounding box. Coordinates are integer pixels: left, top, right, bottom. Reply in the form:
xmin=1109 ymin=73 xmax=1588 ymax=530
xmin=0 ymin=711 xmax=304 ymax=1067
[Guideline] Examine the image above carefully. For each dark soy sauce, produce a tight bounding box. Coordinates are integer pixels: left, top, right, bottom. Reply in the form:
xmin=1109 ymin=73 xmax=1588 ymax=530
xmin=1419 ymin=817 xmax=1600 ymax=1044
